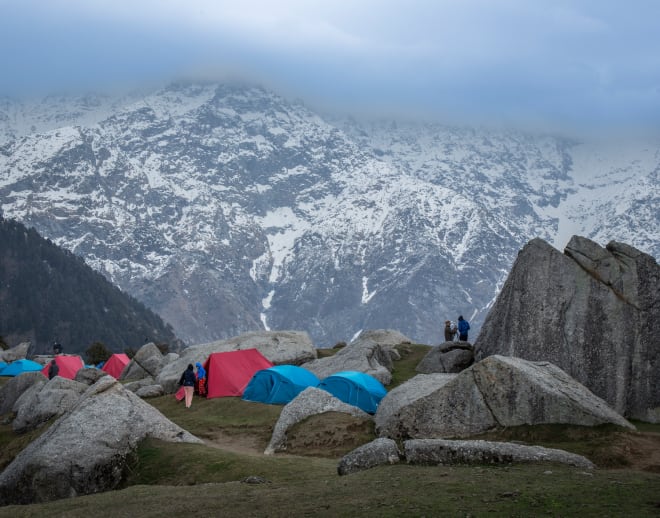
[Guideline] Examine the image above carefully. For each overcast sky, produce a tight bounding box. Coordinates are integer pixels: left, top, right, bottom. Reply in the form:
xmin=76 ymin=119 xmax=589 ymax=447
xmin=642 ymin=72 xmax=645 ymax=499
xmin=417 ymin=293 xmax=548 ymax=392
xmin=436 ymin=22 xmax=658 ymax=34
xmin=1 ymin=0 xmax=659 ymax=135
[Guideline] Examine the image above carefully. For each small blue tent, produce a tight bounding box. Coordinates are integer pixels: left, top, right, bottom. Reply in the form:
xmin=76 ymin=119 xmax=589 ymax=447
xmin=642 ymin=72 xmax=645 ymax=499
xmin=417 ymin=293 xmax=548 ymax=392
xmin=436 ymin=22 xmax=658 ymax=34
xmin=242 ymin=365 xmax=320 ymax=405
xmin=0 ymin=359 xmax=44 ymax=377
xmin=317 ymin=371 xmax=387 ymax=414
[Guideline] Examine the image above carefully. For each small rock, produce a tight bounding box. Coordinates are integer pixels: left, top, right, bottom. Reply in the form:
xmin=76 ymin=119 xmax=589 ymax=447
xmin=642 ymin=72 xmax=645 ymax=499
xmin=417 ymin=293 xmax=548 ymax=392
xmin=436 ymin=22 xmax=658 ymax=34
xmin=241 ymin=476 xmax=270 ymax=484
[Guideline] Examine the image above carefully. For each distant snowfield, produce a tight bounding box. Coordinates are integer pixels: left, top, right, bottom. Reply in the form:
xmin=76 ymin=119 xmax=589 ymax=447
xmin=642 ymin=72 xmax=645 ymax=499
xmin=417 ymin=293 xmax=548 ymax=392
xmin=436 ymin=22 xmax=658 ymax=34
xmin=0 ymin=83 xmax=657 ymax=346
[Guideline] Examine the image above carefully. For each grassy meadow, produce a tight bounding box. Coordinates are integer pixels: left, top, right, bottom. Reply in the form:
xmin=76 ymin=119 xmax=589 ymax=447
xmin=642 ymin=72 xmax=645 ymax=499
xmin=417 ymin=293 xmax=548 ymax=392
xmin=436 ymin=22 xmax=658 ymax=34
xmin=0 ymin=345 xmax=659 ymax=517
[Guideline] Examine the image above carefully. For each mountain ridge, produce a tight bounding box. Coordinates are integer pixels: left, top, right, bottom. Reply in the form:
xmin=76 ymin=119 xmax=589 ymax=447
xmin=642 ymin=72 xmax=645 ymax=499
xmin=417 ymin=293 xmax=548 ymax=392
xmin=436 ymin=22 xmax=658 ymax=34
xmin=0 ymin=216 xmax=180 ymax=354
xmin=1 ymin=82 xmax=658 ymax=346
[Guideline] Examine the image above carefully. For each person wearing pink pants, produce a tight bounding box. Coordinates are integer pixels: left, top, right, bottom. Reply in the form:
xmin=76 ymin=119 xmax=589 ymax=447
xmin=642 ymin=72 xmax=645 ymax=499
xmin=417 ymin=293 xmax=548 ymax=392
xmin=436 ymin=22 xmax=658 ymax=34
xmin=178 ymin=364 xmax=196 ymax=408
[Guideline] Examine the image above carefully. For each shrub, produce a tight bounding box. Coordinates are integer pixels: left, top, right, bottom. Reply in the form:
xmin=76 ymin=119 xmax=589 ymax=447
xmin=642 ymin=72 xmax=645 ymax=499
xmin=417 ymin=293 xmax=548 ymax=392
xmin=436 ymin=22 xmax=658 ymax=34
xmin=85 ymin=341 xmax=112 ymax=365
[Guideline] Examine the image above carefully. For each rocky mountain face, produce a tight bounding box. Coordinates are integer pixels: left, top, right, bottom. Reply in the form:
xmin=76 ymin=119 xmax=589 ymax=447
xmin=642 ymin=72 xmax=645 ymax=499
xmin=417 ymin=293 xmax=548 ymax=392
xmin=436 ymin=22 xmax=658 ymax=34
xmin=0 ymin=82 xmax=658 ymax=346
xmin=475 ymin=236 xmax=660 ymax=422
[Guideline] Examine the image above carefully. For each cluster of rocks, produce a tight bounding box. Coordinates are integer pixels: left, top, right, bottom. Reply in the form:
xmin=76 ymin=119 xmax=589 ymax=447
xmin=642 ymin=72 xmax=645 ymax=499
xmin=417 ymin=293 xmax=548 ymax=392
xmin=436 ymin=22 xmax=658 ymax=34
xmin=0 ymin=374 xmax=200 ymax=505
xmin=1 ymin=235 xmax=656 ymax=505
xmin=475 ymin=236 xmax=660 ymax=423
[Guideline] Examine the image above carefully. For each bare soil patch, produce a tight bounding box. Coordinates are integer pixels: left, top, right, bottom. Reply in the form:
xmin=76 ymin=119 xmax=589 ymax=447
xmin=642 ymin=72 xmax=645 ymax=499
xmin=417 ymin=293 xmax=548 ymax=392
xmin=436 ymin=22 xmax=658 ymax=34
xmin=601 ymin=431 xmax=660 ymax=472
xmin=202 ymin=430 xmax=265 ymax=456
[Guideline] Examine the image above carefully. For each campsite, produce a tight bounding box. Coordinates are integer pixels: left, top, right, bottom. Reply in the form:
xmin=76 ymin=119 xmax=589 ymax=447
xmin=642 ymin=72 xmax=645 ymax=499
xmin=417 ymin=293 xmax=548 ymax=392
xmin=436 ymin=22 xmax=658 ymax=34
xmin=1 ymin=341 xmax=659 ymax=517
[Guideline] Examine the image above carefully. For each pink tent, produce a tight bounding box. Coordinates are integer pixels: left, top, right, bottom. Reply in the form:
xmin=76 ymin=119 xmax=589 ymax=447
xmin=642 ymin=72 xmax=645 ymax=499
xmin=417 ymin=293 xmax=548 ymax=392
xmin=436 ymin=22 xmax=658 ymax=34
xmin=41 ymin=355 xmax=84 ymax=380
xmin=101 ymin=353 xmax=130 ymax=379
xmin=202 ymin=349 xmax=273 ymax=398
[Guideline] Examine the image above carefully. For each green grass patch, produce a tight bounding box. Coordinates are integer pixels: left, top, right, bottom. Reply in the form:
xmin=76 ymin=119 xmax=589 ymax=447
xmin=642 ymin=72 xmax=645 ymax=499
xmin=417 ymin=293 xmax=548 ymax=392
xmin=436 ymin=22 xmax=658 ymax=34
xmin=3 ymin=455 xmax=659 ymax=517
xmin=2 ymin=345 xmax=660 ymax=516
xmin=0 ymin=421 xmax=50 ymax=471
xmin=389 ymin=343 xmax=431 ymax=388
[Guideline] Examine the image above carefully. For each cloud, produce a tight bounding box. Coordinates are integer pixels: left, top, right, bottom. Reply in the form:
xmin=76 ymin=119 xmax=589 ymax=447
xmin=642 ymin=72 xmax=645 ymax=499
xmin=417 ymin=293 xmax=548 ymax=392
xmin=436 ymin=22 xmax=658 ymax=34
xmin=1 ymin=0 xmax=659 ymax=134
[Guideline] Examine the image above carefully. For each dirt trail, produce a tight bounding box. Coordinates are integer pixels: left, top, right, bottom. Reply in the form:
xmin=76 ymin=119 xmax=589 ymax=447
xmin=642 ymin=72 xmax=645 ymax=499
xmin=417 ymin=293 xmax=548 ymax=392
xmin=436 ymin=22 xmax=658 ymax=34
xmin=608 ymin=432 xmax=660 ymax=472
xmin=202 ymin=431 xmax=266 ymax=456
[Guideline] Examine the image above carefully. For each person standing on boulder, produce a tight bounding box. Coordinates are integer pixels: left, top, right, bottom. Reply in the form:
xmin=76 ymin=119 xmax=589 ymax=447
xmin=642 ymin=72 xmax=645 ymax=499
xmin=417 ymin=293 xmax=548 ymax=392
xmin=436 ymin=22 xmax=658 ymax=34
xmin=178 ymin=364 xmax=196 ymax=408
xmin=457 ymin=315 xmax=470 ymax=342
xmin=444 ymin=320 xmax=457 ymax=342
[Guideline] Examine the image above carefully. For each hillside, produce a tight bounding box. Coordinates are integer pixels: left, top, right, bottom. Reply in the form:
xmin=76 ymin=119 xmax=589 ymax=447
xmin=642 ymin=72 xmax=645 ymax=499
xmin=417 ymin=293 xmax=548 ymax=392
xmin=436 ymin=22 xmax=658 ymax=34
xmin=1 ymin=82 xmax=658 ymax=346
xmin=0 ymin=216 xmax=180 ymax=354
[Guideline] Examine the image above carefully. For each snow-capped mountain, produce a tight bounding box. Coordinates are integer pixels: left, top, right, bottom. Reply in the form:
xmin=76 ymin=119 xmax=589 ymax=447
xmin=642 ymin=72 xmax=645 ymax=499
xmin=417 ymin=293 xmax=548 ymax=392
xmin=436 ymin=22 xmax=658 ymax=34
xmin=1 ymin=82 xmax=658 ymax=346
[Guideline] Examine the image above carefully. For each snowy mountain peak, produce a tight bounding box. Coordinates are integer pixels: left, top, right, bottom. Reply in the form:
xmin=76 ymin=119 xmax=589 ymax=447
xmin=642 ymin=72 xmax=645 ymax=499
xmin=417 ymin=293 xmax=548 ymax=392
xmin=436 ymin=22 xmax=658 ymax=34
xmin=1 ymin=82 xmax=657 ymax=346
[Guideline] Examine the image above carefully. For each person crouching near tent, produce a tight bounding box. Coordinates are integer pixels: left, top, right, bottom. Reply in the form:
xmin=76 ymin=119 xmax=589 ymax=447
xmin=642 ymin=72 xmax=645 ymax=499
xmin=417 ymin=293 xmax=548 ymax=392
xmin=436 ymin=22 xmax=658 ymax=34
xmin=195 ymin=361 xmax=207 ymax=397
xmin=178 ymin=364 xmax=196 ymax=408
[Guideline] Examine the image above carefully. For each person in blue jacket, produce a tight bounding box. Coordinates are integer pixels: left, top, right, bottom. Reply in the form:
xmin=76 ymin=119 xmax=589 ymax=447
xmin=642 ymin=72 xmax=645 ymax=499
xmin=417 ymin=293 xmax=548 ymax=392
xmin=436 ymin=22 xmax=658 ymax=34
xmin=457 ymin=315 xmax=470 ymax=342
xmin=178 ymin=364 xmax=196 ymax=408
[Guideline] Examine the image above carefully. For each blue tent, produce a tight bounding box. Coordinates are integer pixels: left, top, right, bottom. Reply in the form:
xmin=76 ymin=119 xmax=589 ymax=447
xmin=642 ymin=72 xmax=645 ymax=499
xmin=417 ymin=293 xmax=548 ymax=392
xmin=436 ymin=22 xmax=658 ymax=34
xmin=0 ymin=359 xmax=44 ymax=377
xmin=242 ymin=365 xmax=320 ymax=405
xmin=317 ymin=371 xmax=387 ymax=414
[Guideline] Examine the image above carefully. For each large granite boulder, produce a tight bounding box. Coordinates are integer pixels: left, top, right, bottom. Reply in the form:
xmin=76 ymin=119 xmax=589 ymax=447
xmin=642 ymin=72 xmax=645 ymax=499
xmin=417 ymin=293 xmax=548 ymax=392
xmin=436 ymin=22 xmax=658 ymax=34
xmin=265 ymin=387 xmax=371 ymax=455
xmin=416 ymin=342 xmax=475 ymax=374
xmin=375 ymin=355 xmax=633 ymax=440
xmin=74 ymin=367 xmax=109 ymax=386
xmin=0 ymin=341 xmax=31 ymax=362
xmin=0 ymin=371 xmax=46 ymax=415
xmin=475 ymin=236 xmax=660 ymax=422
xmin=337 ymin=438 xmax=401 ymax=475
xmin=404 ymin=439 xmax=594 ymax=469
xmin=120 ymin=342 xmax=165 ymax=381
xmin=303 ymin=336 xmax=397 ymax=385
xmin=0 ymin=376 xmax=201 ymax=505
xmin=135 ymin=385 xmax=165 ymax=398
xmin=12 ymin=377 xmax=88 ymax=433
xmin=157 ymin=331 xmax=317 ymax=393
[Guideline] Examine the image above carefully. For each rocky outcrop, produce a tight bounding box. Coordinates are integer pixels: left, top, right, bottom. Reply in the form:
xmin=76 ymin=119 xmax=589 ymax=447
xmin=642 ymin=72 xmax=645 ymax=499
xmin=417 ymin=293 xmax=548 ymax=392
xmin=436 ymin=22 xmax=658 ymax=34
xmin=12 ymin=377 xmax=88 ymax=433
xmin=0 ymin=371 xmax=45 ymax=415
xmin=0 ymin=341 xmax=30 ymax=362
xmin=404 ymin=439 xmax=594 ymax=469
xmin=123 ymin=377 xmax=156 ymax=393
xmin=120 ymin=342 xmax=166 ymax=381
xmin=375 ymin=355 xmax=633 ymax=440
xmin=303 ymin=336 xmax=396 ymax=385
xmin=265 ymin=387 xmax=371 ymax=455
xmin=0 ymin=376 xmax=201 ymax=505
xmin=135 ymin=385 xmax=165 ymax=398
xmin=157 ymin=331 xmax=317 ymax=393
xmin=74 ymin=367 xmax=108 ymax=386
xmin=337 ymin=438 xmax=401 ymax=475
xmin=475 ymin=236 xmax=660 ymax=422
xmin=416 ymin=342 xmax=474 ymax=374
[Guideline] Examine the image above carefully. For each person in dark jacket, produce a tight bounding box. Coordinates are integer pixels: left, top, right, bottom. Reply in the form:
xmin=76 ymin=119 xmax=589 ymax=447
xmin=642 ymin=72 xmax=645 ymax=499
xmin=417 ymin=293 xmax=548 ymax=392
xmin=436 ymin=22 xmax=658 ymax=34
xmin=457 ymin=315 xmax=470 ymax=342
xmin=179 ymin=364 xmax=196 ymax=408
xmin=48 ymin=359 xmax=59 ymax=380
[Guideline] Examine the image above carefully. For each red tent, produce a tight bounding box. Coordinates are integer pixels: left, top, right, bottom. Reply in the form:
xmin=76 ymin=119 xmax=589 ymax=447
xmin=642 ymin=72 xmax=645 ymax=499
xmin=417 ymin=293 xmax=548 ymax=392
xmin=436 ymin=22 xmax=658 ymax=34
xmin=41 ymin=355 xmax=84 ymax=380
xmin=202 ymin=348 xmax=273 ymax=399
xmin=101 ymin=353 xmax=130 ymax=379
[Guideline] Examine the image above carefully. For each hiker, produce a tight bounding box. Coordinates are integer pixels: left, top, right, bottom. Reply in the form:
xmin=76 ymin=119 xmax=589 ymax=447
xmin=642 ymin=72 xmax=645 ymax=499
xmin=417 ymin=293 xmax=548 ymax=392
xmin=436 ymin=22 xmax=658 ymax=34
xmin=48 ymin=359 xmax=59 ymax=379
xmin=457 ymin=315 xmax=470 ymax=342
xmin=52 ymin=341 xmax=63 ymax=355
xmin=444 ymin=320 xmax=457 ymax=342
xmin=178 ymin=364 xmax=196 ymax=408
xmin=195 ymin=361 xmax=207 ymax=397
